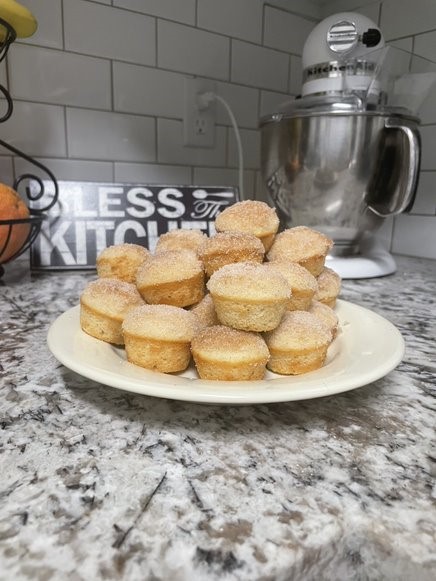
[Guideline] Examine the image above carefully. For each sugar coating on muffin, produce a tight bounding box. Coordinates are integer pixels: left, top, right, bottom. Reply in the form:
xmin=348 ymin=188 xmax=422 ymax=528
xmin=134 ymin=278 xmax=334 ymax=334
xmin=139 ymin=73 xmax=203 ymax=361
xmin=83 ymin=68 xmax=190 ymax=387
xmin=267 ymin=226 xmax=333 ymax=276
xmin=122 ymin=304 xmax=199 ymax=373
xmin=80 ymin=278 xmax=144 ymax=344
xmin=264 ymin=310 xmax=332 ymax=375
xmin=136 ymin=249 xmax=204 ymax=307
xmin=315 ymin=267 xmax=341 ymax=308
xmin=309 ymin=299 xmax=339 ymax=338
xmin=207 ymin=262 xmax=290 ymax=332
xmin=155 ymin=229 xmax=207 ymax=255
xmin=190 ymin=293 xmax=219 ymax=330
xmin=198 ymin=231 xmax=265 ymax=277
xmin=191 ymin=325 xmax=270 ymax=381
xmin=96 ymin=243 xmax=151 ymax=283
xmin=264 ymin=260 xmax=317 ymax=311
xmin=214 ymin=200 xmax=280 ymax=251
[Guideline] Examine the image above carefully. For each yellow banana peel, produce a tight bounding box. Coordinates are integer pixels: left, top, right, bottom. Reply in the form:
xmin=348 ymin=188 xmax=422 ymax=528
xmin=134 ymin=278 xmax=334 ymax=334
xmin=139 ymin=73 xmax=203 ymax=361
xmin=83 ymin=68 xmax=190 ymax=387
xmin=0 ymin=0 xmax=37 ymax=42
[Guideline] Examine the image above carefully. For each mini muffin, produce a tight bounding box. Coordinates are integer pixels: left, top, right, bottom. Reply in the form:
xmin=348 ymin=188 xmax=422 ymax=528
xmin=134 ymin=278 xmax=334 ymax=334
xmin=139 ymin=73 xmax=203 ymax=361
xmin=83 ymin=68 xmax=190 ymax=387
xmin=309 ymin=300 xmax=339 ymax=339
xmin=136 ymin=249 xmax=204 ymax=308
xmin=191 ymin=325 xmax=270 ymax=381
xmin=267 ymin=226 xmax=333 ymax=277
xmin=96 ymin=243 xmax=150 ymax=283
xmin=214 ymin=200 xmax=280 ymax=251
xmin=264 ymin=311 xmax=332 ymax=375
xmin=314 ymin=267 xmax=341 ymax=308
xmin=190 ymin=293 xmax=219 ymax=330
xmin=155 ymin=229 xmax=207 ymax=255
xmin=207 ymin=262 xmax=290 ymax=332
xmin=122 ymin=305 xmax=199 ymax=373
xmin=80 ymin=278 xmax=144 ymax=345
xmin=198 ymin=231 xmax=264 ymax=278
xmin=264 ymin=260 xmax=317 ymax=311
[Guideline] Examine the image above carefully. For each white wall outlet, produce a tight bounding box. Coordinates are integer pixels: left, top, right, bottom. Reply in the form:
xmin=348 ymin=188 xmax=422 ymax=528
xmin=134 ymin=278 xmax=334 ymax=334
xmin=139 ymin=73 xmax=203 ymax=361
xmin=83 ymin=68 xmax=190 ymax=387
xmin=183 ymin=78 xmax=216 ymax=148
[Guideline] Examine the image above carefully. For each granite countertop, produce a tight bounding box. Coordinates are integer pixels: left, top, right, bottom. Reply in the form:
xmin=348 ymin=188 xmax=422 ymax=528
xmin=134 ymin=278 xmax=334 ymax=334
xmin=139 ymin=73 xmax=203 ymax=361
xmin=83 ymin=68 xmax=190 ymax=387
xmin=1 ymin=255 xmax=435 ymax=581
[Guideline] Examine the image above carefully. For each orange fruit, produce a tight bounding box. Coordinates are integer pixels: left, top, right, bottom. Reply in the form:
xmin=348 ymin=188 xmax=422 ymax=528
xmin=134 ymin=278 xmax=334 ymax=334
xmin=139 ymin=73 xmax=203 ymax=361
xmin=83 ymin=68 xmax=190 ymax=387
xmin=0 ymin=183 xmax=31 ymax=263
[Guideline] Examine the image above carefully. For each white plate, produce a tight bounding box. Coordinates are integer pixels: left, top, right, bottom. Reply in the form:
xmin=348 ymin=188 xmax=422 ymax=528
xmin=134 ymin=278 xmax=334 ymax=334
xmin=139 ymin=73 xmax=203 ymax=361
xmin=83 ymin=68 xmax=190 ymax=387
xmin=47 ymin=300 xmax=404 ymax=405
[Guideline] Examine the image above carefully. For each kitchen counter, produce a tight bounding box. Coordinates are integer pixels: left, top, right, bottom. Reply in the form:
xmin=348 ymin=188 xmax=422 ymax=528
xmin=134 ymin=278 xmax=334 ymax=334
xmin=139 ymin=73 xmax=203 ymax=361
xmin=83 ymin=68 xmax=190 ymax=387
xmin=1 ymin=255 xmax=435 ymax=581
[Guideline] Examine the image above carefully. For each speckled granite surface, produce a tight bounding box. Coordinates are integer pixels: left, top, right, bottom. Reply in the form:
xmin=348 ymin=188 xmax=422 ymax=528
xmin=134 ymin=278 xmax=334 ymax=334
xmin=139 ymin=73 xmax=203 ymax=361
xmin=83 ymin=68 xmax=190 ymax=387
xmin=0 ymin=256 xmax=435 ymax=581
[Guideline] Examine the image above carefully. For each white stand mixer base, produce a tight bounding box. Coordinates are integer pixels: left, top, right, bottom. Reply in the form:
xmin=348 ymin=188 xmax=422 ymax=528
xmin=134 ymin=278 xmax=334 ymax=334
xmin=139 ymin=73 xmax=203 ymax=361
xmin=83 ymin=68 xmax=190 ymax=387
xmin=326 ymin=236 xmax=396 ymax=279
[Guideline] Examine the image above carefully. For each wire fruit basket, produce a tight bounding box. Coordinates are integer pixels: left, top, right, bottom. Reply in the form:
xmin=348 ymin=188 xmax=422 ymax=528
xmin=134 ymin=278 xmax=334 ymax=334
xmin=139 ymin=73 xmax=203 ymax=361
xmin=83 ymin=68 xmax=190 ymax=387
xmin=0 ymin=15 xmax=58 ymax=276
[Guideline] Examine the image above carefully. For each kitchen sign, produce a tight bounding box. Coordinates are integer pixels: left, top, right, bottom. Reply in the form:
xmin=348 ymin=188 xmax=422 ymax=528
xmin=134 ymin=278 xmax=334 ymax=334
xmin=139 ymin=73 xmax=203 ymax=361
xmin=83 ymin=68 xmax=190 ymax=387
xmin=30 ymin=181 xmax=239 ymax=270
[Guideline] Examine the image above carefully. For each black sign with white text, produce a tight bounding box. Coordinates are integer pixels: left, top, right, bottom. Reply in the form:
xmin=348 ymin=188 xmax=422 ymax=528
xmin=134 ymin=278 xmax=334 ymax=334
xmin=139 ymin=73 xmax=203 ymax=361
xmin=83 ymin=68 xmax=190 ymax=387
xmin=30 ymin=182 xmax=239 ymax=270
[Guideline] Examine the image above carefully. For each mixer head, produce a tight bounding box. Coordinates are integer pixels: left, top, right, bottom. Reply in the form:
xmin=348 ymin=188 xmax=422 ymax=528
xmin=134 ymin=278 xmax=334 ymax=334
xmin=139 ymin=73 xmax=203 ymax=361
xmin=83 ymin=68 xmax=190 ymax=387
xmin=301 ymin=12 xmax=384 ymax=98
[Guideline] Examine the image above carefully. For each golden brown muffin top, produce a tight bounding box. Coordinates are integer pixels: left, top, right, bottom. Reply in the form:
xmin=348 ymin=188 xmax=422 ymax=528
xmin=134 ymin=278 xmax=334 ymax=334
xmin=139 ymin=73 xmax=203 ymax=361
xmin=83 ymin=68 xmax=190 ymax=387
xmin=198 ymin=231 xmax=264 ymax=260
xmin=191 ymin=325 xmax=269 ymax=363
xmin=136 ymin=249 xmax=203 ymax=286
xmin=122 ymin=304 xmax=199 ymax=342
xmin=190 ymin=294 xmax=219 ymax=329
xmin=97 ymin=243 xmax=150 ymax=263
xmin=267 ymin=226 xmax=333 ymax=262
xmin=207 ymin=262 xmax=290 ymax=301
xmin=80 ymin=278 xmax=144 ymax=317
xmin=264 ymin=310 xmax=332 ymax=350
xmin=308 ymin=300 xmax=339 ymax=332
xmin=155 ymin=229 xmax=207 ymax=254
xmin=215 ymin=200 xmax=279 ymax=237
xmin=315 ymin=267 xmax=342 ymax=300
xmin=264 ymin=260 xmax=318 ymax=293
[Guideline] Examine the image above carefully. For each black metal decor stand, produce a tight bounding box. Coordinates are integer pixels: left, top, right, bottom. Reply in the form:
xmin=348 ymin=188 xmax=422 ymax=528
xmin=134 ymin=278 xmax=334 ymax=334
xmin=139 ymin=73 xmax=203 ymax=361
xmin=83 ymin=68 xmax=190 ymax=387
xmin=0 ymin=16 xmax=59 ymax=276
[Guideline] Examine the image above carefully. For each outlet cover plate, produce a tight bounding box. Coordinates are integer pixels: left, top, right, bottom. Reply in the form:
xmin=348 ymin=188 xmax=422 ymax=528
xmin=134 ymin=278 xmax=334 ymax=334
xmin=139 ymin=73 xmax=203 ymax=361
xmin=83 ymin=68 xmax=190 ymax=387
xmin=183 ymin=78 xmax=216 ymax=148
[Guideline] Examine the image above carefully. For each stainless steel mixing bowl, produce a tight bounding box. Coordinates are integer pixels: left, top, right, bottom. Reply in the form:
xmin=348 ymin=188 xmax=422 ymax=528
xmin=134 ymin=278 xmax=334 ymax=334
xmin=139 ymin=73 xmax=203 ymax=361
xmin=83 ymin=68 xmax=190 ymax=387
xmin=259 ymin=98 xmax=420 ymax=255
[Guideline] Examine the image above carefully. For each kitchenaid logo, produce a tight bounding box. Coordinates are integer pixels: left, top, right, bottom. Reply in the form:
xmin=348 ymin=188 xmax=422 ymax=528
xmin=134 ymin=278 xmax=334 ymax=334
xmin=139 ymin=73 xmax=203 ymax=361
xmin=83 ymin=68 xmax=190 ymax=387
xmin=30 ymin=182 xmax=238 ymax=269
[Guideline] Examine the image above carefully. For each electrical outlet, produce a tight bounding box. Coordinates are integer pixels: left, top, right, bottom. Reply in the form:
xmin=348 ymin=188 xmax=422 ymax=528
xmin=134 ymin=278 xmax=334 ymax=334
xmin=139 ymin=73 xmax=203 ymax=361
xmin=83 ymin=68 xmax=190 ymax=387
xmin=183 ymin=78 xmax=216 ymax=148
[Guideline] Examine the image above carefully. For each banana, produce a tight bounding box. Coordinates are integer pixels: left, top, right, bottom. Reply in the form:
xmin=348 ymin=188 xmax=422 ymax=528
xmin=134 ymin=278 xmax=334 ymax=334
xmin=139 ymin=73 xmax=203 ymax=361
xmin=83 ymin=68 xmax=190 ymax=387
xmin=0 ymin=0 xmax=37 ymax=42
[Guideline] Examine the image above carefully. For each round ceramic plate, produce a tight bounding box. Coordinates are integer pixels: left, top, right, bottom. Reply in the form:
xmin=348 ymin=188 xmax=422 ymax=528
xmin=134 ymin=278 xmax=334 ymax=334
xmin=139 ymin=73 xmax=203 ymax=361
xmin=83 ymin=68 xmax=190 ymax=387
xmin=47 ymin=300 xmax=404 ymax=405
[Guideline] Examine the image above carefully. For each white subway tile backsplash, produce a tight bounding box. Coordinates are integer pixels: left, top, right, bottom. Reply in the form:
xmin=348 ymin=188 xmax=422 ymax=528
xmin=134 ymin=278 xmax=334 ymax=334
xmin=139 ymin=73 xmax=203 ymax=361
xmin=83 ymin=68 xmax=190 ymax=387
xmin=193 ymin=167 xmax=255 ymax=196
xmin=269 ymin=0 xmax=321 ymax=19
xmin=392 ymin=214 xmax=436 ymax=259
xmin=231 ymin=41 xmax=289 ymax=92
xmin=14 ymin=157 xmax=114 ymax=183
xmin=113 ymin=63 xmax=185 ymax=118
xmin=260 ymin=90 xmax=291 ymax=118
xmin=64 ymin=0 xmax=156 ymax=66
xmin=1 ymin=102 xmax=66 ymax=157
xmin=19 ymin=0 xmax=63 ymax=49
xmin=0 ymin=157 xmax=14 ymax=185
xmin=115 ymin=162 xmax=191 ymax=184
xmin=197 ymin=0 xmax=263 ymax=44
xmin=289 ymin=55 xmax=303 ymax=95
xmin=381 ymin=0 xmax=436 ymax=40
xmin=113 ymin=0 xmax=196 ymax=25
xmin=411 ymin=171 xmax=436 ymax=214
xmin=9 ymin=45 xmax=111 ymax=109
xmin=420 ymin=126 xmax=436 ymax=171
xmin=414 ymin=30 xmax=436 ymax=63
xmin=214 ymin=82 xmax=259 ymax=129
xmin=67 ymin=108 xmax=155 ymax=162
xmin=158 ymin=118 xmax=226 ymax=167
xmin=353 ymin=2 xmax=380 ymax=23
xmin=264 ymin=7 xmax=315 ymax=56
xmin=158 ymin=21 xmax=230 ymax=80
xmin=228 ymin=128 xmax=260 ymax=170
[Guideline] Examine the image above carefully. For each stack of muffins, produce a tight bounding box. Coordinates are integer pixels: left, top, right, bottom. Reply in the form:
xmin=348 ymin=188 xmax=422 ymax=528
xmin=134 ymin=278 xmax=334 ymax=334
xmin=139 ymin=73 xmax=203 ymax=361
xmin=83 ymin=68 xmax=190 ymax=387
xmin=80 ymin=200 xmax=341 ymax=381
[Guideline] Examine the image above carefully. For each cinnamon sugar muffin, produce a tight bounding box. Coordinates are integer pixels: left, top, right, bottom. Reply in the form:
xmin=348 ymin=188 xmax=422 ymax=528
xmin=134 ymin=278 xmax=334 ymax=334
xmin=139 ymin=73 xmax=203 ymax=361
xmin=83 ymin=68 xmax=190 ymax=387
xmin=314 ymin=267 xmax=342 ymax=308
xmin=264 ymin=310 xmax=332 ymax=375
xmin=190 ymin=293 xmax=219 ymax=330
xmin=214 ymin=200 xmax=280 ymax=251
xmin=96 ymin=243 xmax=150 ymax=283
xmin=198 ymin=231 xmax=264 ymax=278
xmin=309 ymin=300 xmax=339 ymax=339
xmin=267 ymin=226 xmax=333 ymax=276
xmin=191 ymin=325 xmax=270 ymax=381
xmin=207 ymin=262 xmax=290 ymax=332
xmin=264 ymin=260 xmax=317 ymax=311
xmin=80 ymin=278 xmax=144 ymax=345
xmin=122 ymin=305 xmax=199 ymax=373
xmin=155 ymin=229 xmax=207 ymax=255
xmin=136 ymin=249 xmax=204 ymax=308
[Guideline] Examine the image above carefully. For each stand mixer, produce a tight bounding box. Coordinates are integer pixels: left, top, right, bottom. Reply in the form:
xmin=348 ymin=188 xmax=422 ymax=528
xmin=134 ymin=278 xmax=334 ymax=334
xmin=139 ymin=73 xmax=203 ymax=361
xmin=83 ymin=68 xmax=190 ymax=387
xmin=260 ymin=12 xmax=434 ymax=279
